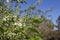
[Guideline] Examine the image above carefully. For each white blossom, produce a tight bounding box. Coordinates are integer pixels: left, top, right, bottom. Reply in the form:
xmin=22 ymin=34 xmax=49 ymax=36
xmin=6 ymin=0 xmax=9 ymax=2
xmin=18 ymin=23 xmax=22 ymax=27
xmin=18 ymin=18 xmax=23 ymax=22
xmin=20 ymin=19 xmax=22 ymax=22
xmin=3 ymin=18 xmax=6 ymax=21
xmin=8 ymin=32 xmax=16 ymax=37
xmin=14 ymin=22 xmax=18 ymax=25
xmin=13 ymin=15 xmax=17 ymax=18
xmin=4 ymin=16 xmax=7 ymax=18
xmin=4 ymin=16 xmax=9 ymax=20
xmin=14 ymin=22 xmax=22 ymax=27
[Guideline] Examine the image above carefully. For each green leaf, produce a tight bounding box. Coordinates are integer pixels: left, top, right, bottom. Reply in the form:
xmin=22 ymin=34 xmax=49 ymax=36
xmin=0 ymin=27 xmax=4 ymax=33
xmin=28 ymin=27 xmax=39 ymax=33
xmin=33 ymin=19 xmax=40 ymax=24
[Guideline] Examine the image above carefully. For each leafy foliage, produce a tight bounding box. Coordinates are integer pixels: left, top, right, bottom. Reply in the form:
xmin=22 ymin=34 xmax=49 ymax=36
xmin=56 ymin=16 xmax=60 ymax=29
xmin=0 ymin=0 xmax=54 ymax=40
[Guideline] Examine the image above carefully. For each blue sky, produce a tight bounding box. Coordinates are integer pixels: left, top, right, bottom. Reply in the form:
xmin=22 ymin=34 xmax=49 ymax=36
xmin=24 ymin=0 xmax=60 ymax=24
xmin=11 ymin=0 xmax=60 ymax=24
xmin=39 ymin=0 xmax=60 ymax=24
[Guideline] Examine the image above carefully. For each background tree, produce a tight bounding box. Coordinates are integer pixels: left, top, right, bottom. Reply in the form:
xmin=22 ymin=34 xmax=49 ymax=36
xmin=56 ymin=16 xmax=60 ymax=29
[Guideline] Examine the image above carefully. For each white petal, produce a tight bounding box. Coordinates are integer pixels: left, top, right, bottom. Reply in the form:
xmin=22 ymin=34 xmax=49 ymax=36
xmin=6 ymin=0 xmax=9 ymax=2
xmin=18 ymin=23 xmax=22 ymax=26
xmin=3 ymin=18 xmax=6 ymax=21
